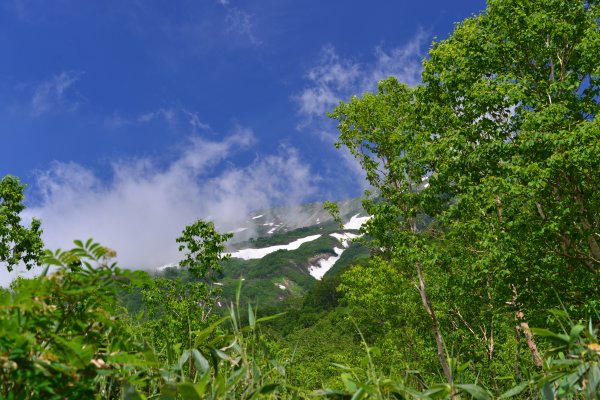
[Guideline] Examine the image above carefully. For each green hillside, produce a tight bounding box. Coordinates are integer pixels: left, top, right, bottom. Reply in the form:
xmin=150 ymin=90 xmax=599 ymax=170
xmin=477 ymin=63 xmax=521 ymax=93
xmin=159 ymin=198 xmax=370 ymax=308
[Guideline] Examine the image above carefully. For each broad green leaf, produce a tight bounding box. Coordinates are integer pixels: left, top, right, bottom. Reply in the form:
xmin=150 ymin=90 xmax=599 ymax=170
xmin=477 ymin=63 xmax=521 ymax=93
xmin=541 ymin=382 xmax=554 ymax=400
xmin=248 ymin=303 xmax=255 ymax=329
xmin=456 ymin=383 xmax=492 ymax=400
xmin=177 ymin=382 xmax=202 ymax=400
xmin=255 ymin=312 xmax=287 ymax=323
xmin=191 ymin=349 xmax=209 ymax=375
xmin=499 ymin=382 xmax=529 ymax=398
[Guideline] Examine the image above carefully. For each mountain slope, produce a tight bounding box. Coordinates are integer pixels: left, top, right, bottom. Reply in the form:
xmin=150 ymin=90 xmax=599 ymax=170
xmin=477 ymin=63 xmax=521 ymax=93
xmin=158 ymin=198 xmax=371 ymax=307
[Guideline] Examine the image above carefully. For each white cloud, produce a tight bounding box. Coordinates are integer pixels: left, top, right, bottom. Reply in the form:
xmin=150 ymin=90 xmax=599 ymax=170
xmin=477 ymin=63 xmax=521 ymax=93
xmin=186 ymin=111 xmax=211 ymax=131
xmin=2 ymin=130 xmax=316 ymax=286
xmin=137 ymin=108 xmax=175 ymax=124
xmin=292 ymin=31 xmax=428 ymax=191
xmin=30 ymin=70 xmax=85 ymax=116
xmin=225 ymin=8 xmax=260 ymax=45
xmin=105 ymin=107 xmax=210 ymax=133
xmin=294 ymin=31 xmax=427 ymax=122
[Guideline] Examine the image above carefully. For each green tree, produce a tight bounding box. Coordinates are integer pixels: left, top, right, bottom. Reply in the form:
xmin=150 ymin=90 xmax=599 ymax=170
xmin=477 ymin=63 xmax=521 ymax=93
xmin=329 ymin=0 xmax=600 ymax=392
xmin=0 ymin=175 xmax=43 ymax=272
xmin=329 ymin=78 xmax=454 ymax=383
xmin=176 ymin=219 xmax=233 ymax=281
xmin=421 ymin=0 xmax=600 ymax=313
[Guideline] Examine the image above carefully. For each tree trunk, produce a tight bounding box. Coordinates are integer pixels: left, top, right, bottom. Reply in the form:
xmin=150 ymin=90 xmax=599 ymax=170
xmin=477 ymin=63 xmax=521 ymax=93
xmin=516 ymin=311 xmax=543 ymax=368
xmin=416 ymin=260 xmax=453 ymax=384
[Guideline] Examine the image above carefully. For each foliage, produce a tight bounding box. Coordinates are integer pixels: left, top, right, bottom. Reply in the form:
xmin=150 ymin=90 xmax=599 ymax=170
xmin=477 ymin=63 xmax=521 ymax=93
xmin=420 ymin=0 xmax=600 ymax=319
xmin=328 ymin=0 xmax=600 ymax=394
xmin=0 ymin=239 xmax=150 ymax=399
xmin=503 ymin=312 xmax=600 ymax=399
xmin=177 ymin=219 xmax=233 ymax=280
xmin=140 ymin=276 xmax=220 ymax=357
xmin=0 ymin=238 xmax=299 ymax=399
xmin=129 ymin=282 xmax=299 ymax=400
xmin=0 ymin=175 xmax=43 ymax=272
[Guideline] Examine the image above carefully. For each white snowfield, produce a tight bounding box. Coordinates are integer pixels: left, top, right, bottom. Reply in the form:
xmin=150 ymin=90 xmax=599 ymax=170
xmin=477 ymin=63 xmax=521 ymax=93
xmin=223 ymin=212 xmax=371 ymax=280
xmin=228 ymin=234 xmax=322 ymax=260
xmin=330 ymin=232 xmax=361 ymax=248
xmin=308 ymin=247 xmax=345 ymax=280
xmin=343 ymin=213 xmax=372 ymax=230
xmin=252 ymin=214 xmax=264 ymax=220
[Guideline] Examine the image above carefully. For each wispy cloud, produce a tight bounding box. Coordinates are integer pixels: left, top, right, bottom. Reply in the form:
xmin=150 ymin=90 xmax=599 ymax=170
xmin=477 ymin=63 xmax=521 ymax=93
xmin=216 ymin=1 xmax=260 ymax=46
xmin=106 ymin=107 xmax=211 ymax=134
xmin=292 ymin=30 xmax=428 ymax=191
xmin=294 ymin=30 xmax=428 ymax=124
xmin=30 ymin=70 xmax=85 ymax=116
xmin=137 ymin=108 xmax=175 ymax=124
xmin=224 ymin=8 xmax=261 ymax=45
xmin=185 ymin=111 xmax=211 ymax=132
xmin=12 ymin=129 xmax=315 ymax=280
xmin=295 ymin=45 xmax=361 ymax=123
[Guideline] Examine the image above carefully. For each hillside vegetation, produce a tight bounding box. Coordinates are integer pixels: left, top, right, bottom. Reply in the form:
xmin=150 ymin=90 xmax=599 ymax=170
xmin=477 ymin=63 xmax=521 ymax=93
xmin=1 ymin=0 xmax=600 ymax=398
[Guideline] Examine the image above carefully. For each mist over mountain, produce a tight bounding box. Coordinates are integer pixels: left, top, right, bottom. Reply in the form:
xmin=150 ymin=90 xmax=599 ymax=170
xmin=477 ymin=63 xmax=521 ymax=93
xmin=155 ymin=197 xmax=371 ymax=307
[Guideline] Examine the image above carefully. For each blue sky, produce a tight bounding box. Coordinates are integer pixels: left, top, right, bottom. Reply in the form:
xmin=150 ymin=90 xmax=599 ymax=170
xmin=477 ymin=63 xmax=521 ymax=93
xmin=0 ymin=0 xmax=486 ymax=277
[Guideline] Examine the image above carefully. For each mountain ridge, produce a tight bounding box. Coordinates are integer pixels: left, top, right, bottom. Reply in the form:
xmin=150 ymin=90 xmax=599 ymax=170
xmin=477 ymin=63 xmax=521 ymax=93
xmin=156 ymin=197 xmax=371 ymax=307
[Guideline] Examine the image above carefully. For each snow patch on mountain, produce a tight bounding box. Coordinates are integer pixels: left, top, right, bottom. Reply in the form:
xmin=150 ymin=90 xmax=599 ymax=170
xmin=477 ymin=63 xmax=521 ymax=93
xmin=343 ymin=214 xmax=371 ymax=230
xmin=330 ymin=232 xmax=361 ymax=248
xmin=228 ymin=234 xmax=322 ymax=260
xmin=309 ymin=247 xmax=345 ymax=280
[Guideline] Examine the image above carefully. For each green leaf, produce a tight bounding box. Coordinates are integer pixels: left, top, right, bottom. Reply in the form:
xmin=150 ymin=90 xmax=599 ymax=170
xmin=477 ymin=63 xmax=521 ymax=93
xmin=587 ymin=365 xmax=600 ymax=399
xmin=191 ymin=349 xmax=209 ymax=375
xmin=350 ymin=386 xmax=366 ymax=400
xmin=531 ymin=328 xmax=570 ymax=345
xmin=177 ymin=382 xmax=202 ymax=400
xmin=499 ymin=382 xmax=530 ymax=398
xmin=255 ymin=312 xmax=287 ymax=323
xmin=541 ymin=382 xmax=554 ymax=400
xmin=341 ymin=373 xmax=358 ymax=392
xmin=259 ymin=383 xmax=280 ymax=394
xmin=422 ymin=384 xmax=451 ymax=398
xmin=123 ymin=384 xmax=147 ymax=400
xmin=194 ymin=371 xmax=211 ymax=397
xmin=211 ymin=348 xmax=232 ymax=363
xmin=235 ymin=278 xmax=243 ymax=307
xmin=178 ymin=350 xmax=190 ymax=370
xmin=193 ymin=316 xmax=230 ymax=347
xmin=568 ymin=324 xmax=584 ymax=343
xmin=248 ymin=303 xmax=255 ymax=329
xmin=456 ymin=383 xmax=492 ymax=400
